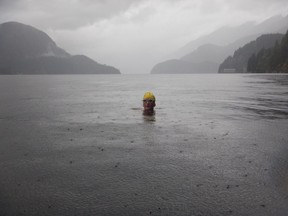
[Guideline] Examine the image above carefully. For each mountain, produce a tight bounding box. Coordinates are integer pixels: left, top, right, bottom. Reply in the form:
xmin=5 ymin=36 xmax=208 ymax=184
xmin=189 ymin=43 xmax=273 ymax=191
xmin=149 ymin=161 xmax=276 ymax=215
xmin=150 ymin=14 xmax=288 ymax=74
xmin=175 ymin=14 xmax=288 ymax=58
xmin=151 ymin=59 xmax=218 ymax=74
xmin=219 ymin=34 xmax=284 ymax=73
xmin=181 ymin=34 xmax=259 ymax=63
xmin=0 ymin=22 xmax=120 ymax=74
xmin=247 ymin=31 xmax=288 ymax=73
xmin=151 ymin=34 xmax=260 ymax=74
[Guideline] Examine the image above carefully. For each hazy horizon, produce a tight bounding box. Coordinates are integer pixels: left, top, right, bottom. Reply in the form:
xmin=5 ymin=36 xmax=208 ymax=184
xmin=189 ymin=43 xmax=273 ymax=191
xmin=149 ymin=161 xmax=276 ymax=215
xmin=1 ymin=0 xmax=288 ymax=74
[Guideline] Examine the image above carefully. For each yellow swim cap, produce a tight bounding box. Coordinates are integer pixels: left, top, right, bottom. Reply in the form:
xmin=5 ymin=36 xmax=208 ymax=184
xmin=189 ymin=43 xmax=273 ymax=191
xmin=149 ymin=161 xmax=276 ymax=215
xmin=143 ymin=92 xmax=156 ymax=101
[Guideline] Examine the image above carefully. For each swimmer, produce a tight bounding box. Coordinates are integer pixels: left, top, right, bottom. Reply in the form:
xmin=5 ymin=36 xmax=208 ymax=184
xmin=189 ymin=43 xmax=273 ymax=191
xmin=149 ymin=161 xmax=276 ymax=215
xmin=143 ymin=91 xmax=156 ymax=116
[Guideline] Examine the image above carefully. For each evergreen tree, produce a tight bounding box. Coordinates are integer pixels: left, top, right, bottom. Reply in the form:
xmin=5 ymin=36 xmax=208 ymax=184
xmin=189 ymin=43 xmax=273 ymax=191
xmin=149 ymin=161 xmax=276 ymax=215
xmin=270 ymin=40 xmax=281 ymax=71
xmin=247 ymin=30 xmax=288 ymax=73
xmin=247 ymin=54 xmax=257 ymax=72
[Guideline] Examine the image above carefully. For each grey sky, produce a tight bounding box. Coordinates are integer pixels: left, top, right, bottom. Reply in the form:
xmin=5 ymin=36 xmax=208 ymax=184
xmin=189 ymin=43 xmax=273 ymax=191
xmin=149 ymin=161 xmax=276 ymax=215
xmin=1 ymin=0 xmax=288 ymax=73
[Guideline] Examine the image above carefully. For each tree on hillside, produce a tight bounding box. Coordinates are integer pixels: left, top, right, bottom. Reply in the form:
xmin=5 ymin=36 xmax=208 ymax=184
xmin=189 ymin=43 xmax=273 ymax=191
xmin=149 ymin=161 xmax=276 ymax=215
xmin=247 ymin=54 xmax=257 ymax=72
xmin=247 ymin=30 xmax=288 ymax=73
xmin=270 ymin=40 xmax=281 ymax=70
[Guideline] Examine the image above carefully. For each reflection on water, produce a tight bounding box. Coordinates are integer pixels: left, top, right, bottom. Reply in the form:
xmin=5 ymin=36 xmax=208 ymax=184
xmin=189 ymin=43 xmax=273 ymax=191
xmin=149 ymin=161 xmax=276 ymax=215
xmin=131 ymin=108 xmax=156 ymax=122
xmin=234 ymin=75 xmax=288 ymax=119
xmin=142 ymin=112 xmax=156 ymax=122
xmin=247 ymin=107 xmax=287 ymax=120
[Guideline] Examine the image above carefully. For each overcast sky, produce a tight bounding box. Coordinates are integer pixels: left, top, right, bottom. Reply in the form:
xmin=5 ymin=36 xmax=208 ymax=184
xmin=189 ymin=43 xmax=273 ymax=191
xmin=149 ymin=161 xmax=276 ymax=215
xmin=1 ymin=0 xmax=288 ymax=74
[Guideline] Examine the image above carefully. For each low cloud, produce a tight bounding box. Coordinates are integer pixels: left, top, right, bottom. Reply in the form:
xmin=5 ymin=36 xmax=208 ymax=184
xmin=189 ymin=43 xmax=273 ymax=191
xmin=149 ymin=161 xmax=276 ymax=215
xmin=0 ymin=0 xmax=146 ymax=29
xmin=1 ymin=0 xmax=288 ymax=73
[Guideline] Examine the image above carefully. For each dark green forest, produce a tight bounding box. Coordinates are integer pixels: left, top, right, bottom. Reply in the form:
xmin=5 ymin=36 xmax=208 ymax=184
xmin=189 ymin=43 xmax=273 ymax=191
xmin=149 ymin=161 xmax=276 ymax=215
xmin=247 ymin=30 xmax=288 ymax=73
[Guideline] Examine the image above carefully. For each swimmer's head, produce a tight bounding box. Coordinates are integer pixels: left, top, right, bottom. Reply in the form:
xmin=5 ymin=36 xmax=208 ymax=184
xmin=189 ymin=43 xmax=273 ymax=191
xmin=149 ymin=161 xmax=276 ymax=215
xmin=143 ymin=92 xmax=156 ymax=101
xmin=143 ymin=92 xmax=156 ymax=113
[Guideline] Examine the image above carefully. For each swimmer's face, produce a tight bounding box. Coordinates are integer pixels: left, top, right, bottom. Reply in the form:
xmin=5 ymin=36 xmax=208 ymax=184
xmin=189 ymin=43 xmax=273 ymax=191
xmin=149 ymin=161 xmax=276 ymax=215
xmin=143 ymin=99 xmax=156 ymax=111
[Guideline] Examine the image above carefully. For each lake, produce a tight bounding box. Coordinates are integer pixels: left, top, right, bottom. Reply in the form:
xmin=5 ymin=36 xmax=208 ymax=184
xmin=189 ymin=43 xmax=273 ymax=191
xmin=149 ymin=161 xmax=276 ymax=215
xmin=0 ymin=74 xmax=288 ymax=216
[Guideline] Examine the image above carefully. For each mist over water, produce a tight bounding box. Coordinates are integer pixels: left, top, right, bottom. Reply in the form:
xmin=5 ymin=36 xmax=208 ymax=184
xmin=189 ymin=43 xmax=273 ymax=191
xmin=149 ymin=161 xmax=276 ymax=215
xmin=1 ymin=74 xmax=288 ymax=215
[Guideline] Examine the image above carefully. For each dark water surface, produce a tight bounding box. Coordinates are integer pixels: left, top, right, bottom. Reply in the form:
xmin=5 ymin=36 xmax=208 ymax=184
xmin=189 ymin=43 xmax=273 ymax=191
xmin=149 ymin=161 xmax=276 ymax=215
xmin=0 ymin=74 xmax=288 ymax=216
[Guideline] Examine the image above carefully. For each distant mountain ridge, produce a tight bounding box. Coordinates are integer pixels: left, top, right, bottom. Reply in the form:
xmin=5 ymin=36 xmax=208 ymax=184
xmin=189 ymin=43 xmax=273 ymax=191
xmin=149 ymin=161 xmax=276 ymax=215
xmin=151 ymin=34 xmax=261 ymax=74
xmin=151 ymin=59 xmax=218 ymax=74
xmin=176 ymin=15 xmax=288 ymax=58
xmin=0 ymin=22 xmax=120 ymax=74
xmin=151 ymin=14 xmax=288 ymax=74
xmin=247 ymin=31 xmax=288 ymax=73
xmin=219 ymin=34 xmax=284 ymax=73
